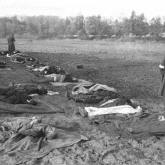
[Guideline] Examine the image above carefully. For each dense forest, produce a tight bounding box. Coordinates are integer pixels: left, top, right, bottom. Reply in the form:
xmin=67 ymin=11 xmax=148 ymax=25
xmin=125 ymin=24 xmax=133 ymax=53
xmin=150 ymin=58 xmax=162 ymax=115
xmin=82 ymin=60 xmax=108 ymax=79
xmin=1 ymin=11 xmax=165 ymax=40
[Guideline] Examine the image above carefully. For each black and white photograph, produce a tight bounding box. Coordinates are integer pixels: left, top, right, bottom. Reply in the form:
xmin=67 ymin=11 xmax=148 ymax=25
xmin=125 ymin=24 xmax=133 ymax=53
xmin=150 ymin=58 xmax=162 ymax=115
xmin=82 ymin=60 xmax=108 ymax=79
xmin=0 ymin=0 xmax=165 ymax=164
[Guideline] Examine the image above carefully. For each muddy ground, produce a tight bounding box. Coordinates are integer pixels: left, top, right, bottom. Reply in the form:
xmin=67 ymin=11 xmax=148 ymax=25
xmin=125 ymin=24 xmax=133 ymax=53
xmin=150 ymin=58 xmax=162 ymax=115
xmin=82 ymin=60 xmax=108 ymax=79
xmin=0 ymin=50 xmax=165 ymax=165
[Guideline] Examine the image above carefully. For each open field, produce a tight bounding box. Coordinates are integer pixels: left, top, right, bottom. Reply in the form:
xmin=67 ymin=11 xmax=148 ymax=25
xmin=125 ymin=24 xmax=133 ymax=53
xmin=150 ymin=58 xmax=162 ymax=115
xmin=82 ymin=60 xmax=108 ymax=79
xmin=0 ymin=39 xmax=163 ymax=108
xmin=0 ymin=38 xmax=165 ymax=61
xmin=0 ymin=39 xmax=165 ymax=164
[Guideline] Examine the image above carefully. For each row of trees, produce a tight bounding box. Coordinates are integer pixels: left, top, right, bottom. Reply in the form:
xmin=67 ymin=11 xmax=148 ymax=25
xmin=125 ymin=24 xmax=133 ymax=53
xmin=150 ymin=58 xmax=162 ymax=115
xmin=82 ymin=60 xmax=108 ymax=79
xmin=0 ymin=11 xmax=165 ymax=39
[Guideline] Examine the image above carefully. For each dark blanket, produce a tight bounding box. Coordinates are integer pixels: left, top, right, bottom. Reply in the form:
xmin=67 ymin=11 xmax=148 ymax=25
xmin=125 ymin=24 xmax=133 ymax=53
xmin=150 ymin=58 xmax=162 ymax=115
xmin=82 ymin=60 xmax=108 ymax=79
xmin=68 ymin=83 xmax=119 ymax=104
xmin=42 ymin=66 xmax=65 ymax=75
xmin=128 ymin=113 xmax=165 ymax=139
xmin=0 ymin=95 xmax=77 ymax=114
xmin=0 ymin=61 xmax=6 ymax=68
xmin=0 ymin=117 xmax=87 ymax=164
xmin=68 ymin=90 xmax=119 ymax=104
xmin=11 ymin=56 xmax=26 ymax=64
xmin=0 ymin=51 xmax=9 ymax=56
xmin=0 ymin=84 xmax=47 ymax=105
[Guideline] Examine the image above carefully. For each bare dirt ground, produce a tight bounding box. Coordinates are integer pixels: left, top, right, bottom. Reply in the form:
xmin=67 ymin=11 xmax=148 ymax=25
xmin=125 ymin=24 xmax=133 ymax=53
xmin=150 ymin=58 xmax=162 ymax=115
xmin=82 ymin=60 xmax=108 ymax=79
xmin=0 ymin=39 xmax=165 ymax=164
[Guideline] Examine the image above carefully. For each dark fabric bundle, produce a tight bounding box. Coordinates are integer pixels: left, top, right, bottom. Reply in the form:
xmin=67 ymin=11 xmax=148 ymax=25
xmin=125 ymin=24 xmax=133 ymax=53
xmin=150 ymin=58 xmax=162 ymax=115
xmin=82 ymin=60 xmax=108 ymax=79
xmin=0 ymin=84 xmax=47 ymax=104
xmin=0 ymin=61 xmax=6 ymax=68
xmin=0 ymin=117 xmax=87 ymax=164
xmin=11 ymin=56 xmax=26 ymax=63
xmin=4 ymin=91 xmax=33 ymax=105
xmin=19 ymin=84 xmax=47 ymax=95
xmin=128 ymin=113 xmax=165 ymax=139
xmin=68 ymin=90 xmax=119 ymax=104
xmin=0 ymin=51 xmax=9 ymax=56
xmin=63 ymin=74 xmax=78 ymax=82
xmin=26 ymin=57 xmax=37 ymax=62
xmin=43 ymin=66 xmax=65 ymax=75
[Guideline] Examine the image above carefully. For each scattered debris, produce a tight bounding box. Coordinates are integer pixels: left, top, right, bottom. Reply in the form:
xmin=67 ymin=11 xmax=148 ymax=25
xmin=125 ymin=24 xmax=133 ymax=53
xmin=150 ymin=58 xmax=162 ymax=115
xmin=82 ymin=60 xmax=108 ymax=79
xmin=1 ymin=49 xmax=164 ymax=165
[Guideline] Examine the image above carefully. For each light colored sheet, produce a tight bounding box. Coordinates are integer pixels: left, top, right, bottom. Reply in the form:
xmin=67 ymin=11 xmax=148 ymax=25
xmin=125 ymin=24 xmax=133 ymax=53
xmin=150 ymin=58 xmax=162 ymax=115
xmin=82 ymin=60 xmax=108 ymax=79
xmin=85 ymin=105 xmax=142 ymax=117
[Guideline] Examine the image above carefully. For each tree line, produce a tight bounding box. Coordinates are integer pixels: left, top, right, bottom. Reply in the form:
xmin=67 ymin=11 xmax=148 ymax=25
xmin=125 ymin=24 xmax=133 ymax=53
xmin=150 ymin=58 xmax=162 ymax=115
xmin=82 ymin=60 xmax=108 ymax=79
xmin=0 ymin=11 xmax=165 ymax=40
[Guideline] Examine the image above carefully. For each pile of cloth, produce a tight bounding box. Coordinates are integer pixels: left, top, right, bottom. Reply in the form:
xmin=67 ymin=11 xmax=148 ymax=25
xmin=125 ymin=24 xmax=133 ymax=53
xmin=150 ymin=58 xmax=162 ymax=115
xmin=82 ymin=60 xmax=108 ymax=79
xmin=30 ymin=65 xmax=79 ymax=84
xmin=0 ymin=117 xmax=87 ymax=164
xmin=10 ymin=55 xmax=26 ymax=64
xmin=45 ymin=73 xmax=78 ymax=83
xmin=128 ymin=113 xmax=165 ymax=139
xmin=42 ymin=65 xmax=65 ymax=75
xmin=10 ymin=53 xmax=38 ymax=64
xmin=32 ymin=65 xmax=65 ymax=75
xmin=7 ymin=50 xmax=21 ymax=57
xmin=67 ymin=83 xmax=142 ymax=118
xmin=0 ymin=50 xmax=20 ymax=56
xmin=98 ymin=112 xmax=165 ymax=140
xmin=0 ymin=50 xmax=38 ymax=65
xmin=0 ymin=51 xmax=9 ymax=56
xmin=26 ymin=56 xmax=37 ymax=62
xmin=29 ymin=63 xmax=81 ymax=84
xmin=0 ymin=83 xmax=47 ymax=105
xmin=68 ymin=83 xmax=119 ymax=104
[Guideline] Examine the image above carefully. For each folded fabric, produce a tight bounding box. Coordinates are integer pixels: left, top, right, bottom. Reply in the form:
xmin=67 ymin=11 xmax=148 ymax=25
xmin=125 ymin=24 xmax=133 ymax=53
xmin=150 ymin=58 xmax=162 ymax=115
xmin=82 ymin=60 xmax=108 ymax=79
xmin=85 ymin=105 xmax=142 ymax=117
xmin=72 ymin=83 xmax=117 ymax=95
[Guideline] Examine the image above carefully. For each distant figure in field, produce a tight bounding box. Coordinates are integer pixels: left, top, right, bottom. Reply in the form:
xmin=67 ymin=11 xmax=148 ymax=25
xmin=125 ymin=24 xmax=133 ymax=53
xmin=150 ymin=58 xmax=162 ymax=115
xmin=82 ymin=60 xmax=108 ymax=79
xmin=159 ymin=56 xmax=165 ymax=97
xmin=8 ymin=33 xmax=15 ymax=54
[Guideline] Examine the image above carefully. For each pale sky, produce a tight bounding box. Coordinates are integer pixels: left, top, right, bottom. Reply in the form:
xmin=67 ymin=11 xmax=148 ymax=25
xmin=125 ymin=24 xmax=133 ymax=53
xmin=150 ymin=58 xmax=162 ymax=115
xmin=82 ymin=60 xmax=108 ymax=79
xmin=0 ymin=0 xmax=165 ymax=19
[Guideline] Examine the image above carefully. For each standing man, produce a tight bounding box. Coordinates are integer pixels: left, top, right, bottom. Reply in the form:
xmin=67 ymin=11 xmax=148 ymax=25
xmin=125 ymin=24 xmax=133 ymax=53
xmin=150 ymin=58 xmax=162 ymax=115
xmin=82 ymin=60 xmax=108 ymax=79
xmin=8 ymin=33 xmax=15 ymax=55
xmin=159 ymin=56 xmax=165 ymax=96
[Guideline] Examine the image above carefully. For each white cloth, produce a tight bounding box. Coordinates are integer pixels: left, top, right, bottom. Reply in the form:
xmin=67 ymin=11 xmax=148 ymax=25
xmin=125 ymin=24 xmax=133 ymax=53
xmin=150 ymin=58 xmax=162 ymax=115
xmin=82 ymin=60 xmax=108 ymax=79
xmin=45 ymin=74 xmax=65 ymax=82
xmin=85 ymin=105 xmax=142 ymax=117
xmin=33 ymin=66 xmax=49 ymax=72
xmin=100 ymin=99 xmax=118 ymax=107
xmin=159 ymin=64 xmax=165 ymax=69
xmin=47 ymin=90 xmax=59 ymax=95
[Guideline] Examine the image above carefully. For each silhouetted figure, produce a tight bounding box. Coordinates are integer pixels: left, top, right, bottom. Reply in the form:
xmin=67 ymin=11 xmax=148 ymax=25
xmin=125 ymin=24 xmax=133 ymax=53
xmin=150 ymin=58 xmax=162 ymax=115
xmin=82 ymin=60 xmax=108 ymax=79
xmin=8 ymin=34 xmax=15 ymax=55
